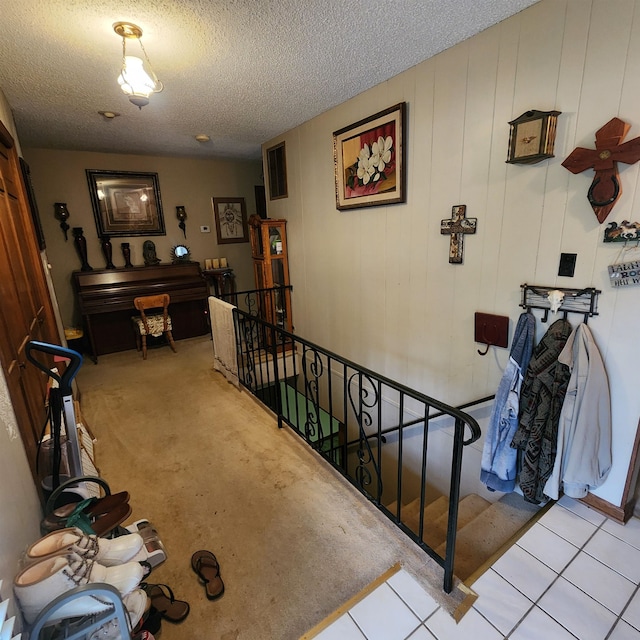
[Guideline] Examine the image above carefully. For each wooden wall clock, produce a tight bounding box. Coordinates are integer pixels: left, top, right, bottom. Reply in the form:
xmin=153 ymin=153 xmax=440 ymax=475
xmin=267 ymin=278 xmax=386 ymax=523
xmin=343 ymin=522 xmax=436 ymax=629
xmin=506 ymin=109 xmax=561 ymax=165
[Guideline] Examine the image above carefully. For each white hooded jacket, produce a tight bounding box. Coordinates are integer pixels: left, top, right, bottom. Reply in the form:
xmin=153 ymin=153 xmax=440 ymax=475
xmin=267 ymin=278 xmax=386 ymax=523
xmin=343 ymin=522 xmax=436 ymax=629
xmin=543 ymin=323 xmax=612 ymax=500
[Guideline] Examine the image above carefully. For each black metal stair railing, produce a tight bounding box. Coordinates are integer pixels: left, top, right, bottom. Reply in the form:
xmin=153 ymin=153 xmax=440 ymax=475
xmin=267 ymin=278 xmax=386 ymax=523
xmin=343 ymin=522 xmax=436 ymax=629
xmin=228 ymin=294 xmax=481 ymax=594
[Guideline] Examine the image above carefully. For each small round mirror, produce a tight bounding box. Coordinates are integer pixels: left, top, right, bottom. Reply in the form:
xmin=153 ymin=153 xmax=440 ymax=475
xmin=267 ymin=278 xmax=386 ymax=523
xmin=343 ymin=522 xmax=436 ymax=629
xmin=171 ymin=244 xmax=191 ymax=262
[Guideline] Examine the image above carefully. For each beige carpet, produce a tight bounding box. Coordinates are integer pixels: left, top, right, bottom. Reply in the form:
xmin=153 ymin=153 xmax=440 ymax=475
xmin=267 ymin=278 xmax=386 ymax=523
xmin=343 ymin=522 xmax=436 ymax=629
xmin=76 ymin=335 xmax=468 ymax=639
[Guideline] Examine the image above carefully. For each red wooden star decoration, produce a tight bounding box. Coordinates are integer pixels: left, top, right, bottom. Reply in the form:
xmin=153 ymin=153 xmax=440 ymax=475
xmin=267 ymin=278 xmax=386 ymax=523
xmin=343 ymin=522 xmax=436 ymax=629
xmin=562 ymin=117 xmax=640 ymax=223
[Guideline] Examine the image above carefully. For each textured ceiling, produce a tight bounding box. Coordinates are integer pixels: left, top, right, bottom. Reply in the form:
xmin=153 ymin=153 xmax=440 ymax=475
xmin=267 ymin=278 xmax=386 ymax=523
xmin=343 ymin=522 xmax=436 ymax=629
xmin=0 ymin=0 xmax=539 ymax=160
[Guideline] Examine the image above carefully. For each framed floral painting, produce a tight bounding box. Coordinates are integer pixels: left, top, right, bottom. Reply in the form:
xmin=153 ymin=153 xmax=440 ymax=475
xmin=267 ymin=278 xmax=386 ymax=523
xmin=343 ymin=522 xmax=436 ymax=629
xmin=333 ymin=102 xmax=406 ymax=210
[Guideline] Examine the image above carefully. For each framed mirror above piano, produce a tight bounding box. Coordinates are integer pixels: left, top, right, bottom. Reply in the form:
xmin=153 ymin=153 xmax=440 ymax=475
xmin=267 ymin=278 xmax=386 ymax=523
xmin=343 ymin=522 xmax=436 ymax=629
xmin=73 ymin=262 xmax=209 ymax=362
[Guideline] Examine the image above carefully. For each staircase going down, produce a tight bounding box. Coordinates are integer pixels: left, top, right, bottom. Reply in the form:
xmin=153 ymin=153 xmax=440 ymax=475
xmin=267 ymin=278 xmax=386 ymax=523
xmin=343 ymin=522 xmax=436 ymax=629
xmin=389 ymin=492 xmax=542 ymax=583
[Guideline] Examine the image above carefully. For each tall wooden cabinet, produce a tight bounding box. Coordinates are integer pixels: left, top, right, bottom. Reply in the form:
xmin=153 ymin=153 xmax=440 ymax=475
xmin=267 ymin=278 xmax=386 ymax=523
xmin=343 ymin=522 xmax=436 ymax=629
xmin=249 ymin=217 xmax=292 ymax=332
xmin=0 ymin=119 xmax=60 ymax=481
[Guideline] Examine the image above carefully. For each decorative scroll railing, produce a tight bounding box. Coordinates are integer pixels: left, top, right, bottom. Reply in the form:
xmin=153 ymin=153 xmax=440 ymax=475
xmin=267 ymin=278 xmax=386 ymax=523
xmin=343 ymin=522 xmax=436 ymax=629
xmin=231 ymin=305 xmax=481 ymax=594
xmin=222 ymin=285 xmax=293 ymax=331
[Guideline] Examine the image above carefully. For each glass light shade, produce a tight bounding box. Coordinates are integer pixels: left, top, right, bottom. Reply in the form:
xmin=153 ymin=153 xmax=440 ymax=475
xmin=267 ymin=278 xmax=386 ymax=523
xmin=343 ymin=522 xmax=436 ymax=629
xmin=117 ymin=55 xmax=159 ymax=108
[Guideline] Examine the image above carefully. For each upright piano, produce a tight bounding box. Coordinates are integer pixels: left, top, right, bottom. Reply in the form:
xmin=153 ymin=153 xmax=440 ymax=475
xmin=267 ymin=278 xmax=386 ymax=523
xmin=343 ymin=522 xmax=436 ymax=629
xmin=73 ymin=262 xmax=209 ymax=362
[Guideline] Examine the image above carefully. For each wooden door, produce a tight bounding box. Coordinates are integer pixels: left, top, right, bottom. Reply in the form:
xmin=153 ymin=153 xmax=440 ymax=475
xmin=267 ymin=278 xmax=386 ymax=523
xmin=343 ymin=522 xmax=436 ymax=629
xmin=0 ymin=119 xmax=59 ymax=479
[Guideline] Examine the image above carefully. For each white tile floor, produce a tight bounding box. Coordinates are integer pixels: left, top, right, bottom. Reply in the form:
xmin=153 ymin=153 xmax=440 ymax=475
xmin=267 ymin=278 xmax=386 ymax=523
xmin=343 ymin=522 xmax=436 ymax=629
xmin=313 ymin=496 xmax=640 ymax=639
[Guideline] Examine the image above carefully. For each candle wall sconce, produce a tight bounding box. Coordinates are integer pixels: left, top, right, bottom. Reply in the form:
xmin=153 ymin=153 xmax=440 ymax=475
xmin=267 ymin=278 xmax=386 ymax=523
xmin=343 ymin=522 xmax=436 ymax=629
xmin=176 ymin=206 xmax=187 ymax=238
xmin=53 ymin=202 xmax=71 ymax=240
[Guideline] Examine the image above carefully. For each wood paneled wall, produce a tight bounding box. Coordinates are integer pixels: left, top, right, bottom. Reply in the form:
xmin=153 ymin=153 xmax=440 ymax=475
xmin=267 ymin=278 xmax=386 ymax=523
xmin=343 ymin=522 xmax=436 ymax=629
xmin=263 ymin=0 xmax=640 ymax=507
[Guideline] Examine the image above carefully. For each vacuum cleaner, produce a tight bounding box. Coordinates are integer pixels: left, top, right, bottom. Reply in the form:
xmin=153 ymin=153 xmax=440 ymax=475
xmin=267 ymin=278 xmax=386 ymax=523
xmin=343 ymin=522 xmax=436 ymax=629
xmin=26 ymin=340 xmax=88 ymax=505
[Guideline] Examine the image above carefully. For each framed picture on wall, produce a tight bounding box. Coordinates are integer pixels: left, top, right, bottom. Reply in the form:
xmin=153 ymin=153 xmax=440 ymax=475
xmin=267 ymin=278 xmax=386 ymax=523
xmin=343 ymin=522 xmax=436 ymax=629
xmin=212 ymin=197 xmax=249 ymax=244
xmin=86 ymin=170 xmax=165 ymax=237
xmin=333 ymin=102 xmax=406 ymax=211
xmin=266 ymin=142 xmax=288 ymax=200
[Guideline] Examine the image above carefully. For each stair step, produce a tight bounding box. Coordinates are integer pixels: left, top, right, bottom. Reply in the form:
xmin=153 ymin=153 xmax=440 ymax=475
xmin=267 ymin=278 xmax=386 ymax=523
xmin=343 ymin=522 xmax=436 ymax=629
xmin=422 ymin=494 xmax=491 ymax=550
xmin=435 ymin=497 xmax=538 ymax=581
xmin=404 ymin=495 xmax=449 ymax=533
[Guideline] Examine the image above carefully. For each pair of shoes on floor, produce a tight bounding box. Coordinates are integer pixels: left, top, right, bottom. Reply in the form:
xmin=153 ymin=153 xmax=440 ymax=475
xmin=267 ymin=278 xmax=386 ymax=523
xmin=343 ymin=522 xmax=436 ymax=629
xmin=25 ymin=527 xmax=145 ymax=567
xmin=191 ymin=550 xmax=224 ymax=600
xmin=141 ymin=583 xmax=190 ymax=623
xmin=41 ymin=491 xmax=132 ymax=537
xmin=14 ymin=527 xmax=148 ymax=627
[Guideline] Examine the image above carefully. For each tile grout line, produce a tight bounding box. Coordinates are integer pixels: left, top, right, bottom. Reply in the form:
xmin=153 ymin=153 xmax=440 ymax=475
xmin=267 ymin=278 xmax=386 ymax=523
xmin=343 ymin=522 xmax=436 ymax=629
xmin=342 ymin=501 xmax=640 ymax=640
xmin=554 ymin=514 xmax=640 ymax=635
xmin=470 ymin=585 xmax=535 ymax=639
xmin=603 ymin=583 xmax=640 ymax=639
xmin=513 ymin=506 xmax=636 ymax=638
xmin=477 ymin=505 xmax=598 ymax=638
xmin=347 ymin=611 xmax=367 ymax=639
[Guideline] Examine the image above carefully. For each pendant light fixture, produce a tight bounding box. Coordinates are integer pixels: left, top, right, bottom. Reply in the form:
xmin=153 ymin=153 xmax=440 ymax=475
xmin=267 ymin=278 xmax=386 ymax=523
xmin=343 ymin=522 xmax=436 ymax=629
xmin=113 ymin=22 xmax=163 ymax=109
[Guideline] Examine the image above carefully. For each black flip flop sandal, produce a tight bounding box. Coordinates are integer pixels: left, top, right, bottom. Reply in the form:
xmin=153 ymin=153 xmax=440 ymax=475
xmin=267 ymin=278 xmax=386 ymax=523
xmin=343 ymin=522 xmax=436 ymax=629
xmin=141 ymin=583 xmax=190 ymax=623
xmin=191 ymin=550 xmax=225 ymax=600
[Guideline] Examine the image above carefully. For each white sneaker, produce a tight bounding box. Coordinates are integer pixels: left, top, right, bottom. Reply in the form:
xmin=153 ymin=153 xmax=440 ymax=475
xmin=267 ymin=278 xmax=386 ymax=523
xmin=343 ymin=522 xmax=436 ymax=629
xmin=14 ymin=551 xmax=144 ymax=625
xmin=123 ymin=588 xmax=148 ymax=629
xmin=26 ymin=528 xmax=145 ymax=566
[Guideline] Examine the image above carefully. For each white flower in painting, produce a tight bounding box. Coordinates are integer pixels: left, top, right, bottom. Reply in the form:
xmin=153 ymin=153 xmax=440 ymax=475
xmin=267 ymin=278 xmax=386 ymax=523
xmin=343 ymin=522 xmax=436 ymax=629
xmin=357 ymin=144 xmax=375 ymax=185
xmin=370 ymin=136 xmax=393 ymax=173
xmin=358 ymin=143 xmax=370 ymax=163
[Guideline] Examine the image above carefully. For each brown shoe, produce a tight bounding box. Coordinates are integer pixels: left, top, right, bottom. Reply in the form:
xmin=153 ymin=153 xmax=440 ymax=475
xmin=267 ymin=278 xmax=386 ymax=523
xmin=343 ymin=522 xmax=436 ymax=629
xmin=191 ymin=550 xmax=224 ymax=600
xmin=41 ymin=492 xmax=131 ymax=536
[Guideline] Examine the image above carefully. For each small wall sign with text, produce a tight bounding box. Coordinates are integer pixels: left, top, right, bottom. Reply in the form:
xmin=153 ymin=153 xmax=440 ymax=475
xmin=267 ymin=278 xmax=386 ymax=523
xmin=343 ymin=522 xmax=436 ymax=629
xmin=608 ymin=260 xmax=640 ymax=288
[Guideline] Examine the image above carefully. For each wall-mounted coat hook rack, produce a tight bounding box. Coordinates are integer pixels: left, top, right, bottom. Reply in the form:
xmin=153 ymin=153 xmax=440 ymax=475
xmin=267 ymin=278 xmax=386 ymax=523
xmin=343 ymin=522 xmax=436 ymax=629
xmin=474 ymin=312 xmax=509 ymax=356
xmin=520 ymin=284 xmax=600 ymax=324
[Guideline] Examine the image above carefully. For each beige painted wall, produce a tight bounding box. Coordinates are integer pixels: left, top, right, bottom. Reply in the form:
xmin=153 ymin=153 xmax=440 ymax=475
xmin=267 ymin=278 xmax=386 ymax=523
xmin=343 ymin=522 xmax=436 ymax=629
xmin=0 ymin=89 xmax=45 ymax=621
xmin=264 ymin=0 xmax=640 ymax=508
xmin=24 ymin=149 xmax=262 ymax=329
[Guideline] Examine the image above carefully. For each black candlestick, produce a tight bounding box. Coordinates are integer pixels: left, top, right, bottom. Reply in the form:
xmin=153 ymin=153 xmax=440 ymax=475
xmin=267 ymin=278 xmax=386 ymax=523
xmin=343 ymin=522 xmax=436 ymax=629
xmin=121 ymin=242 xmax=133 ymax=268
xmin=72 ymin=227 xmax=93 ymax=271
xmin=101 ymin=235 xmax=116 ymax=269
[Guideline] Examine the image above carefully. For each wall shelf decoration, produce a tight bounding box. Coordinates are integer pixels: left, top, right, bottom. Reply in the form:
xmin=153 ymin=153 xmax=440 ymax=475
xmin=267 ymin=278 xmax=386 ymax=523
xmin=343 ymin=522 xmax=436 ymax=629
xmin=604 ymin=220 xmax=640 ymax=242
xmin=562 ymin=117 xmax=640 ymax=223
xmin=520 ymin=284 xmax=600 ymax=324
xmin=506 ymin=109 xmax=561 ymax=165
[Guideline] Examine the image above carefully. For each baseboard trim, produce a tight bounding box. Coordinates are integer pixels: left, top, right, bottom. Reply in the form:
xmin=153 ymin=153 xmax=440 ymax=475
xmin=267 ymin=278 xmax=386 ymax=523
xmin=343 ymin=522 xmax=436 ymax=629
xmin=579 ymin=493 xmax=633 ymax=524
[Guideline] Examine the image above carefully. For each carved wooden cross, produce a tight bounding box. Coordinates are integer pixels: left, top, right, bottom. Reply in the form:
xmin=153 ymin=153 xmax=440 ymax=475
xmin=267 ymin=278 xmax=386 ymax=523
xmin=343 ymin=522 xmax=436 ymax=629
xmin=440 ymin=205 xmax=477 ymax=264
xmin=562 ymin=117 xmax=640 ymax=223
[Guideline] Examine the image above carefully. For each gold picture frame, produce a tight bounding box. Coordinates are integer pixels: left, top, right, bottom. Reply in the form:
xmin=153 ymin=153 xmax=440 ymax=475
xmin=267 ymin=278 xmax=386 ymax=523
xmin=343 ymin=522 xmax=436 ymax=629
xmin=333 ymin=102 xmax=406 ymax=210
